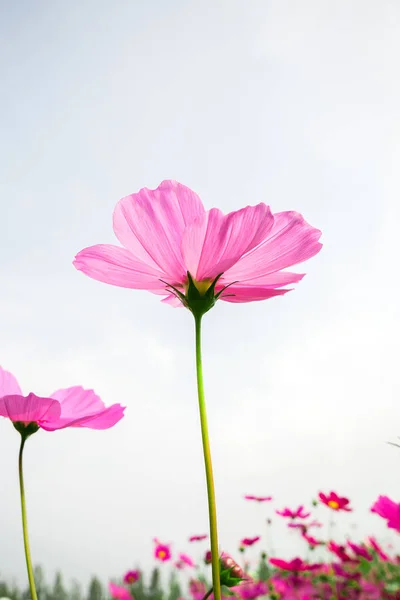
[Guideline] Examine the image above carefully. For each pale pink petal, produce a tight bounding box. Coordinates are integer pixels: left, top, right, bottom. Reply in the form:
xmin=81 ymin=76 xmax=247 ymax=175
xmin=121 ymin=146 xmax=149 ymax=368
xmin=218 ymin=285 xmax=291 ymax=303
xmin=113 ymin=180 xmax=205 ymax=281
xmin=182 ymin=204 xmax=274 ymax=281
xmin=0 ymin=393 xmax=61 ymax=423
xmin=0 ymin=366 xmax=23 ymax=397
xmin=43 ymin=386 xmax=125 ymax=430
xmin=221 ymin=270 xmax=305 ymax=288
xmin=225 ymin=211 xmax=322 ymax=282
xmin=73 ymin=244 xmax=165 ymax=289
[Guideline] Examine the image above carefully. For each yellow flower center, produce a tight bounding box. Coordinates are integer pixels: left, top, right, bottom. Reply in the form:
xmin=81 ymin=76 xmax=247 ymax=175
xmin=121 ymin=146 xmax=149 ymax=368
xmin=328 ymin=500 xmax=339 ymax=509
xmin=158 ymin=550 xmax=167 ymax=559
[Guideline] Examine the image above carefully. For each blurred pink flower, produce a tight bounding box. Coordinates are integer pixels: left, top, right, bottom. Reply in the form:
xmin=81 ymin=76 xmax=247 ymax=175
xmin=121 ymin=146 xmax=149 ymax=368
xmin=269 ymin=557 xmax=320 ymax=572
xmin=347 ymin=541 xmax=372 ymax=561
xmin=233 ymin=580 xmax=268 ymax=599
xmin=74 ymin=180 xmax=322 ymax=307
xmin=240 ymin=536 xmax=260 ymax=547
xmin=189 ymin=534 xmax=208 ymax=542
xmin=189 ymin=579 xmax=206 ymax=600
xmin=109 ymin=583 xmax=132 ymax=600
xmin=364 ymin=536 xmax=389 ymax=561
xmin=123 ymin=571 xmax=140 ymax=585
xmin=0 ymin=366 xmax=125 ymax=432
xmin=244 ymin=495 xmax=273 ymax=502
xmin=371 ymin=495 xmax=400 ymax=531
xmin=153 ymin=539 xmax=171 ymax=562
xmin=178 ymin=553 xmax=196 ymax=567
xmin=302 ymin=533 xmax=324 ymax=547
xmin=276 ymin=506 xmax=311 ymax=519
xmin=327 ymin=541 xmax=352 ymax=562
xmin=204 ymin=550 xmax=212 ymax=564
xmin=319 ymin=491 xmax=352 ymax=512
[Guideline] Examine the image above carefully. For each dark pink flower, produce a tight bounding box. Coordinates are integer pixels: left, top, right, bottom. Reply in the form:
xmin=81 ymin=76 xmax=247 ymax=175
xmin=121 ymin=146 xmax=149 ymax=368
xmin=287 ymin=523 xmax=307 ymax=533
xmin=276 ymin=506 xmax=311 ymax=519
xmin=178 ymin=553 xmax=195 ymax=567
xmin=365 ymin=536 xmax=389 ymax=561
xmin=327 ymin=541 xmax=352 ymax=562
xmin=74 ymin=180 xmax=322 ymax=307
xmin=204 ymin=550 xmax=212 ymax=564
xmin=318 ymin=491 xmax=352 ymax=512
xmin=302 ymin=533 xmax=324 ymax=547
xmin=123 ymin=571 xmax=140 ymax=585
xmin=371 ymin=495 xmax=400 ymax=531
xmin=109 ymin=583 xmax=132 ymax=600
xmin=0 ymin=366 xmax=125 ymax=432
xmin=153 ymin=539 xmax=171 ymax=562
xmin=189 ymin=534 xmax=208 ymax=542
xmin=269 ymin=557 xmax=320 ymax=572
xmin=347 ymin=541 xmax=372 ymax=561
xmin=233 ymin=581 xmax=268 ymax=599
xmin=240 ymin=536 xmax=260 ymax=547
xmin=244 ymin=495 xmax=273 ymax=502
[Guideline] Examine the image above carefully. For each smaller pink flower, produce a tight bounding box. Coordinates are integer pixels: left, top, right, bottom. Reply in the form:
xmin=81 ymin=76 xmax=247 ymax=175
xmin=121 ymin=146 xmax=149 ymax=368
xmin=364 ymin=536 xmax=389 ymax=561
xmin=276 ymin=506 xmax=311 ymax=519
xmin=240 ymin=536 xmax=260 ymax=547
xmin=189 ymin=534 xmax=208 ymax=542
xmin=178 ymin=553 xmax=195 ymax=567
xmin=189 ymin=579 xmax=206 ymax=600
xmin=302 ymin=533 xmax=324 ymax=547
xmin=269 ymin=557 xmax=320 ymax=572
xmin=318 ymin=491 xmax=352 ymax=512
xmin=288 ymin=523 xmax=307 ymax=533
xmin=327 ymin=541 xmax=352 ymax=562
xmin=371 ymin=495 xmax=400 ymax=531
xmin=123 ymin=571 xmax=140 ymax=585
xmin=153 ymin=538 xmax=171 ymax=562
xmin=109 ymin=583 xmax=132 ymax=600
xmin=244 ymin=495 xmax=273 ymax=502
xmin=204 ymin=550 xmax=212 ymax=564
xmin=347 ymin=541 xmax=372 ymax=561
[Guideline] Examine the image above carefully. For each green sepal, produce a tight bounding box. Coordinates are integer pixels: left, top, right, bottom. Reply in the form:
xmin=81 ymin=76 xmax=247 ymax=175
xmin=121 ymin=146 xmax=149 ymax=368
xmin=13 ymin=421 xmax=40 ymax=438
xmin=218 ymin=566 xmax=245 ymax=588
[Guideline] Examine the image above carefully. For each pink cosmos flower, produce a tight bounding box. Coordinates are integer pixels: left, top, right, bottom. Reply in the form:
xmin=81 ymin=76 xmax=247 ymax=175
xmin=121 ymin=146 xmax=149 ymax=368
xmin=302 ymin=533 xmax=324 ymax=547
xmin=276 ymin=506 xmax=311 ymax=519
xmin=189 ymin=579 xmax=206 ymax=600
xmin=269 ymin=557 xmax=320 ymax=572
xmin=74 ymin=180 xmax=322 ymax=308
xmin=371 ymin=495 xmax=400 ymax=531
xmin=153 ymin=539 xmax=171 ymax=562
xmin=327 ymin=541 xmax=352 ymax=562
xmin=189 ymin=534 xmax=208 ymax=542
xmin=244 ymin=495 xmax=273 ymax=502
xmin=0 ymin=366 xmax=125 ymax=432
xmin=178 ymin=553 xmax=196 ymax=567
xmin=233 ymin=581 xmax=268 ymax=599
xmin=347 ymin=541 xmax=372 ymax=561
xmin=123 ymin=571 xmax=140 ymax=585
xmin=318 ymin=491 xmax=352 ymax=512
xmin=240 ymin=536 xmax=260 ymax=547
xmin=364 ymin=536 xmax=389 ymax=561
xmin=109 ymin=583 xmax=132 ymax=600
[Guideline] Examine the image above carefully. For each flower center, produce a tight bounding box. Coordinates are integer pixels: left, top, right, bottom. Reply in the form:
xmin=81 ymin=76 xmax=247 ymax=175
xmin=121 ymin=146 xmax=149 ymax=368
xmin=185 ymin=278 xmax=213 ymax=295
xmin=158 ymin=550 xmax=167 ymax=559
xmin=328 ymin=500 xmax=339 ymax=509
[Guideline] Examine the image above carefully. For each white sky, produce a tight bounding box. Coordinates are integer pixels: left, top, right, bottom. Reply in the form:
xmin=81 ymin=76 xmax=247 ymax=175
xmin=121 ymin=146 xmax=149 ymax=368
xmin=1 ymin=0 xmax=400 ymax=591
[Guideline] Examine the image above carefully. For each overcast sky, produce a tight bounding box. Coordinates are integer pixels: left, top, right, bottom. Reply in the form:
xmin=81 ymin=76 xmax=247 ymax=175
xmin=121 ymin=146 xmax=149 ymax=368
xmin=1 ymin=0 xmax=400 ymax=592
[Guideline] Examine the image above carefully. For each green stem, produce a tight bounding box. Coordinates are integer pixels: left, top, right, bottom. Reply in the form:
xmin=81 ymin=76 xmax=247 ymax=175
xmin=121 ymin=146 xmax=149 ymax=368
xmin=194 ymin=315 xmax=221 ymax=600
xmin=18 ymin=435 xmax=38 ymax=600
xmin=201 ymin=588 xmax=214 ymax=600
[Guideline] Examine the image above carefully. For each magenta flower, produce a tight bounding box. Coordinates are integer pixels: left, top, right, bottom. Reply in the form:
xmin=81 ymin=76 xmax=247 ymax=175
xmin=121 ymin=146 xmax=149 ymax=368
xmin=269 ymin=557 xmax=320 ymax=572
xmin=371 ymin=495 xmax=400 ymax=531
xmin=276 ymin=506 xmax=311 ymax=519
xmin=109 ymin=583 xmax=132 ymax=600
xmin=302 ymin=533 xmax=324 ymax=547
xmin=233 ymin=581 xmax=268 ymax=599
xmin=365 ymin=536 xmax=389 ymax=561
xmin=189 ymin=534 xmax=208 ymax=542
xmin=0 ymin=366 xmax=125 ymax=433
xmin=327 ymin=541 xmax=352 ymax=562
xmin=153 ymin=539 xmax=172 ymax=562
xmin=74 ymin=180 xmax=322 ymax=309
xmin=318 ymin=491 xmax=352 ymax=512
xmin=204 ymin=550 xmax=212 ymax=564
xmin=178 ymin=553 xmax=196 ymax=567
xmin=244 ymin=495 xmax=273 ymax=502
xmin=123 ymin=571 xmax=140 ymax=585
xmin=240 ymin=536 xmax=260 ymax=547
xmin=347 ymin=541 xmax=372 ymax=561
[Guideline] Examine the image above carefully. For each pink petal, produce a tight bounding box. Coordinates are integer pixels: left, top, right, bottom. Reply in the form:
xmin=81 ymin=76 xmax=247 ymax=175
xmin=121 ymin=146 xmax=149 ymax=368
xmin=43 ymin=387 xmax=125 ymax=430
xmin=113 ymin=180 xmax=205 ymax=281
xmin=225 ymin=211 xmax=322 ymax=282
xmin=0 ymin=366 xmax=22 ymax=397
xmin=221 ymin=270 xmax=305 ymax=288
xmin=0 ymin=393 xmax=61 ymax=423
xmin=182 ymin=204 xmax=274 ymax=281
xmin=73 ymin=244 xmax=165 ymax=290
xmin=218 ymin=285 xmax=291 ymax=303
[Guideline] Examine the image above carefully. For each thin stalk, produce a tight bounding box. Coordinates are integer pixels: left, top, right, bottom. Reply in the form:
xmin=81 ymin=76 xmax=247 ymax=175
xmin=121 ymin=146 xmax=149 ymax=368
xmin=194 ymin=315 xmax=221 ymax=600
xmin=201 ymin=588 xmax=214 ymax=600
xmin=18 ymin=435 xmax=38 ymax=600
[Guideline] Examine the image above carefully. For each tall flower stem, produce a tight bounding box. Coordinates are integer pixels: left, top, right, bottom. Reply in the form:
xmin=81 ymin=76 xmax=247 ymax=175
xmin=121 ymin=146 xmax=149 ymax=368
xmin=18 ymin=435 xmax=38 ymax=600
xmin=194 ymin=315 xmax=221 ymax=600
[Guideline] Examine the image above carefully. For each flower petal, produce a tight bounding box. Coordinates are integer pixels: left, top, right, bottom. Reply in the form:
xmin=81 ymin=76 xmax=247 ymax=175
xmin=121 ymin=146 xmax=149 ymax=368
xmin=0 ymin=393 xmax=61 ymax=423
xmin=43 ymin=386 xmax=125 ymax=430
xmin=113 ymin=180 xmax=206 ymax=281
xmin=73 ymin=244 xmax=165 ymax=289
xmin=0 ymin=366 xmax=22 ymax=397
xmin=218 ymin=285 xmax=291 ymax=303
xmin=225 ymin=211 xmax=322 ymax=282
xmin=182 ymin=204 xmax=274 ymax=281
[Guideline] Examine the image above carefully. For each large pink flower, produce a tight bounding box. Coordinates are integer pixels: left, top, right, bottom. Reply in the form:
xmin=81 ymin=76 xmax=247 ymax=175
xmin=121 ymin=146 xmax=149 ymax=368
xmin=74 ymin=180 xmax=322 ymax=308
xmin=0 ymin=366 xmax=125 ymax=432
xmin=371 ymin=495 xmax=400 ymax=531
xmin=109 ymin=583 xmax=132 ymax=600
